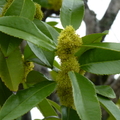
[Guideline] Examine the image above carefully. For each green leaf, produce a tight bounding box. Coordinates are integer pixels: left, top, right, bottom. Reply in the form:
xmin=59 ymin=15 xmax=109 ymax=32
xmin=98 ymin=95 xmax=120 ymax=120
xmin=0 ymin=32 xmax=22 ymax=56
xmin=0 ymin=78 xmax=12 ymax=107
xmin=60 ymin=0 xmax=84 ymax=30
xmin=28 ymin=42 xmax=55 ymax=68
xmin=68 ymin=71 xmax=101 ymax=120
xmin=61 ymin=106 xmax=80 ymax=120
xmin=82 ymin=43 xmax=120 ymax=52
xmin=0 ymin=16 xmax=56 ymax=51
xmin=33 ymin=0 xmax=50 ymax=7
xmin=79 ymin=48 xmax=120 ymax=75
xmin=47 ymin=99 xmax=61 ymax=113
xmin=34 ymin=19 xmax=59 ymax=45
xmin=95 ymin=85 xmax=116 ymax=99
xmin=0 ymin=48 xmax=24 ymax=91
xmin=24 ymin=44 xmax=49 ymax=66
xmin=5 ymin=0 xmax=35 ymax=20
xmin=26 ymin=70 xmax=47 ymax=84
xmin=0 ymin=81 xmax=56 ymax=120
xmin=37 ymin=98 xmax=58 ymax=120
xmin=76 ymin=33 xmax=107 ymax=57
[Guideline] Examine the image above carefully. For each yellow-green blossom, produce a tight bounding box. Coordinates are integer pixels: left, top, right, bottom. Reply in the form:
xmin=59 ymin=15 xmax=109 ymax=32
xmin=22 ymin=56 xmax=34 ymax=82
xmin=56 ymin=25 xmax=82 ymax=108
xmin=34 ymin=3 xmax=43 ymax=20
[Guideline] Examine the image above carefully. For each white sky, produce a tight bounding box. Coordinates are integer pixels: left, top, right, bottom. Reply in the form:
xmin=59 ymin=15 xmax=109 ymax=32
xmin=31 ymin=0 xmax=120 ymax=119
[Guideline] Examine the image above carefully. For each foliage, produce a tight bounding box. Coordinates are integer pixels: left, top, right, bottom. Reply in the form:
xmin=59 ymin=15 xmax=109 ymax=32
xmin=0 ymin=0 xmax=120 ymax=120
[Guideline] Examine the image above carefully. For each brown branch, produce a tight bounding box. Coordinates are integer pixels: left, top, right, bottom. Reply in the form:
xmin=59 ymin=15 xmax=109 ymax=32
xmin=99 ymin=0 xmax=120 ymax=32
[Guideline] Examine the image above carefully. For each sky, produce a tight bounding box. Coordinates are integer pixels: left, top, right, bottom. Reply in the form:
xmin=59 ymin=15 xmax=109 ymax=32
xmin=31 ymin=0 xmax=120 ymax=119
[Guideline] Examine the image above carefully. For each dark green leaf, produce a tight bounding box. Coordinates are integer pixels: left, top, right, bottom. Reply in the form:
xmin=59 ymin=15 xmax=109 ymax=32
xmin=28 ymin=42 xmax=55 ymax=68
xmin=26 ymin=70 xmax=47 ymax=84
xmin=0 ymin=48 xmax=24 ymax=91
xmin=0 ymin=32 xmax=22 ymax=56
xmin=79 ymin=48 xmax=120 ymax=75
xmin=68 ymin=71 xmax=101 ymax=120
xmin=5 ymin=0 xmax=35 ymax=20
xmin=76 ymin=33 xmax=107 ymax=57
xmin=60 ymin=0 xmax=84 ymax=30
xmin=98 ymin=95 xmax=120 ymax=120
xmin=0 ymin=81 xmax=56 ymax=120
xmin=95 ymin=85 xmax=116 ymax=99
xmin=37 ymin=98 xmax=58 ymax=120
xmin=61 ymin=106 xmax=80 ymax=120
xmin=33 ymin=0 xmax=50 ymax=7
xmin=0 ymin=16 xmax=56 ymax=51
xmin=0 ymin=78 xmax=12 ymax=107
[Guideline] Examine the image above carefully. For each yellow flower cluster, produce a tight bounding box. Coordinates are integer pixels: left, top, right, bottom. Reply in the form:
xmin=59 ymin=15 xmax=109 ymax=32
xmin=56 ymin=26 xmax=82 ymax=108
xmin=34 ymin=3 xmax=43 ymax=20
xmin=22 ymin=56 xmax=34 ymax=82
xmin=48 ymin=0 xmax=62 ymax=11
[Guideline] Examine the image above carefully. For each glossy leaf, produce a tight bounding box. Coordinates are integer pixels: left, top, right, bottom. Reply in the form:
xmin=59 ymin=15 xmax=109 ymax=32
xmin=60 ymin=0 xmax=84 ymax=30
xmin=33 ymin=0 xmax=50 ymax=7
xmin=0 ymin=81 xmax=56 ymax=120
xmin=5 ymin=0 xmax=35 ymax=20
xmin=26 ymin=70 xmax=47 ymax=84
xmin=0 ymin=78 xmax=12 ymax=107
xmin=76 ymin=32 xmax=107 ymax=57
xmin=0 ymin=16 xmax=56 ymax=51
xmin=0 ymin=32 xmax=22 ymax=56
xmin=79 ymin=48 xmax=120 ymax=75
xmin=68 ymin=71 xmax=101 ymax=120
xmin=48 ymin=99 xmax=61 ymax=113
xmin=0 ymin=48 xmax=24 ymax=91
xmin=24 ymin=44 xmax=48 ymax=66
xmin=61 ymin=106 xmax=80 ymax=120
xmin=28 ymin=42 xmax=55 ymax=68
xmin=34 ymin=19 xmax=59 ymax=45
xmin=95 ymin=85 xmax=116 ymax=99
xmin=82 ymin=43 xmax=120 ymax=52
xmin=98 ymin=95 xmax=120 ymax=120
xmin=37 ymin=98 xmax=58 ymax=120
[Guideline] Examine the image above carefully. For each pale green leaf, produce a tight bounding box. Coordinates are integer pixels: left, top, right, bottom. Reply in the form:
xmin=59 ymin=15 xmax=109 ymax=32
xmin=60 ymin=0 xmax=84 ymax=30
xmin=0 ymin=48 xmax=24 ymax=91
xmin=48 ymin=99 xmax=61 ymax=113
xmin=37 ymin=98 xmax=58 ymax=120
xmin=0 ymin=81 xmax=56 ymax=120
xmin=95 ymin=85 xmax=116 ymax=99
xmin=68 ymin=71 xmax=101 ymax=120
xmin=98 ymin=96 xmax=120 ymax=120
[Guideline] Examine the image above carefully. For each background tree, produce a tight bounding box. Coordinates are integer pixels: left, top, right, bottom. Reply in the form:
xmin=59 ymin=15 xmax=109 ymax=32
xmin=0 ymin=0 xmax=119 ymax=120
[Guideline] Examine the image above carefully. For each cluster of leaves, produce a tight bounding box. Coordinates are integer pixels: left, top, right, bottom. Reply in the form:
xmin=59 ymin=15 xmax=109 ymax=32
xmin=0 ymin=0 xmax=120 ymax=120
